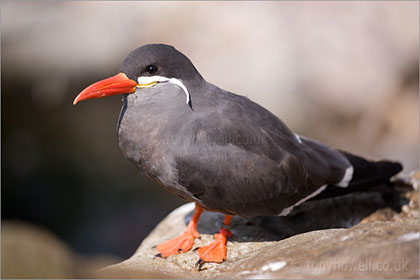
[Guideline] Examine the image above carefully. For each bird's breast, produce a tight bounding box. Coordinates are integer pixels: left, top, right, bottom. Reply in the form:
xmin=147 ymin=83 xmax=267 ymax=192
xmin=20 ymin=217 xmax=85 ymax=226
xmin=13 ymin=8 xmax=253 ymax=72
xmin=117 ymin=94 xmax=165 ymax=176
xmin=117 ymin=87 xmax=190 ymax=180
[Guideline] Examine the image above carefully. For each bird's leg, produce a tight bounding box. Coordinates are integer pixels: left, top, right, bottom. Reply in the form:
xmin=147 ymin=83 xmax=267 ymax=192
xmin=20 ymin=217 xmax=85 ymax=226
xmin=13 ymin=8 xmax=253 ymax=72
xmin=156 ymin=203 xmax=203 ymax=257
xmin=196 ymin=215 xmax=233 ymax=269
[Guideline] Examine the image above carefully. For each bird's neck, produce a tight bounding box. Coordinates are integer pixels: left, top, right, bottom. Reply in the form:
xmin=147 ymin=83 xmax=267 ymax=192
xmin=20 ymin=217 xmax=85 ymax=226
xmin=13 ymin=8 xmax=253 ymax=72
xmin=116 ymin=82 xmax=201 ymax=177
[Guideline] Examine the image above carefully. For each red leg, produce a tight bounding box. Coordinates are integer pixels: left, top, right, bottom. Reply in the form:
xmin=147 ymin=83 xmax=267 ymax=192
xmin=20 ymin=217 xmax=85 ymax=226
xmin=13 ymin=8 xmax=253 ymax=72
xmin=156 ymin=203 xmax=203 ymax=257
xmin=196 ymin=214 xmax=233 ymax=267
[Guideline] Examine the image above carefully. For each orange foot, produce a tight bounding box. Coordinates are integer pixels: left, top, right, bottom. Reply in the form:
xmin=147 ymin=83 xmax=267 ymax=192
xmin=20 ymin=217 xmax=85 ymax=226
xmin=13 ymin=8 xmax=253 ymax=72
xmin=156 ymin=227 xmax=199 ymax=257
xmin=156 ymin=203 xmax=203 ymax=257
xmin=195 ymin=228 xmax=232 ymax=270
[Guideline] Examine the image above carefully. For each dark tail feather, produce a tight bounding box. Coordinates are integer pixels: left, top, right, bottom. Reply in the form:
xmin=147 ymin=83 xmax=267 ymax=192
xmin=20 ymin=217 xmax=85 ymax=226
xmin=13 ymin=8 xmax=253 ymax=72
xmin=340 ymin=151 xmax=403 ymax=187
xmin=310 ymin=151 xmax=403 ymax=201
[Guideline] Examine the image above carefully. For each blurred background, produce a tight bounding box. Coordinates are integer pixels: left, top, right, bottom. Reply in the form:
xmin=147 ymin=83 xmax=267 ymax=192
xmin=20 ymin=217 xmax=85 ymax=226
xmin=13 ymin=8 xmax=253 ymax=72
xmin=1 ymin=0 xmax=418 ymax=277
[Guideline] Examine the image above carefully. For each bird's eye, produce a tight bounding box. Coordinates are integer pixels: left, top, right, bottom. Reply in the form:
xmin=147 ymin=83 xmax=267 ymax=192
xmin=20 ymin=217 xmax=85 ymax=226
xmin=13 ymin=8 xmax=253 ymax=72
xmin=146 ymin=65 xmax=158 ymax=74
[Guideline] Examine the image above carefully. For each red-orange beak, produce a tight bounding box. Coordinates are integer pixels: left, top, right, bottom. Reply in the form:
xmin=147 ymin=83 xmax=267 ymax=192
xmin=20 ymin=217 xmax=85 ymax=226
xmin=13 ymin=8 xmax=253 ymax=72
xmin=73 ymin=73 xmax=137 ymax=105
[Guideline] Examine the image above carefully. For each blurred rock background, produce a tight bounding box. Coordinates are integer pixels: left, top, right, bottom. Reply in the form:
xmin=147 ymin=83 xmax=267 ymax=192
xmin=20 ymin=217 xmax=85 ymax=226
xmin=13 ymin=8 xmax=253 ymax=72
xmin=1 ymin=0 xmax=418 ymax=277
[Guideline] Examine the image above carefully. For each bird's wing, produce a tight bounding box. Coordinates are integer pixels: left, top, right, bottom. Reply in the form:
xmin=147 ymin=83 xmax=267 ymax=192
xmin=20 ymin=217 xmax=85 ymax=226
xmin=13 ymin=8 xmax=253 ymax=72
xmin=171 ymin=138 xmax=317 ymax=217
xmin=163 ymin=91 xmax=352 ymax=217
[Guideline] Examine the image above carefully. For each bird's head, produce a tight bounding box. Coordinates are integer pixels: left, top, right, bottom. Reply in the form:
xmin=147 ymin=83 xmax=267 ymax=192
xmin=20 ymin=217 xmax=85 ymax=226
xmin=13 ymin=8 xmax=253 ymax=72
xmin=73 ymin=44 xmax=203 ymax=107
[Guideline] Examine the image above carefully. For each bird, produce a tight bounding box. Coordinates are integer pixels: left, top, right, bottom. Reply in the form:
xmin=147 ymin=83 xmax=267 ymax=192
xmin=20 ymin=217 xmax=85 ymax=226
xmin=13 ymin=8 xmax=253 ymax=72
xmin=73 ymin=44 xmax=402 ymax=268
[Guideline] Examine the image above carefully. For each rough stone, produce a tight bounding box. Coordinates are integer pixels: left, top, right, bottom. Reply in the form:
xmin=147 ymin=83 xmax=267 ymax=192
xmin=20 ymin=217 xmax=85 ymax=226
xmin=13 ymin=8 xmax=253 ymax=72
xmin=102 ymin=172 xmax=419 ymax=278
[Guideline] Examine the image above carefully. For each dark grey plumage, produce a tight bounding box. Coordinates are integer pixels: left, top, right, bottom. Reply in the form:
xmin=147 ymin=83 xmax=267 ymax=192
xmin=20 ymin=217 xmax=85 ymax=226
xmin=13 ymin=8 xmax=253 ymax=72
xmin=117 ymin=44 xmax=402 ymax=218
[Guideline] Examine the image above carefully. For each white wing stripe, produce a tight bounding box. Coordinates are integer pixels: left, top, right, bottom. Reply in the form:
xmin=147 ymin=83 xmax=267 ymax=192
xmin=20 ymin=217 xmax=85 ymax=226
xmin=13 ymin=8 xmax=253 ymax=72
xmin=279 ymin=184 xmax=327 ymax=216
xmin=336 ymin=166 xmax=354 ymax=188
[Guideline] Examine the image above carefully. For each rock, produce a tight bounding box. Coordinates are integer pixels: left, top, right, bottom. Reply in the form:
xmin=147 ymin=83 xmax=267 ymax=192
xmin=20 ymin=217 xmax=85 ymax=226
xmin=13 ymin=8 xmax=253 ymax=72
xmin=1 ymin=221 xmax=130 ymax=278
xmin=102 ymin=172 xmax=419 ymax=278
xmin=2 ymin=221 xmax=79 ymax=278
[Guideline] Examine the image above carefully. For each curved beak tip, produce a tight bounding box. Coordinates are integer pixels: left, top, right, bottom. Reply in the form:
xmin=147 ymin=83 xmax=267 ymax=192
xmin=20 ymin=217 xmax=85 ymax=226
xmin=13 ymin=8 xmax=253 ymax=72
xmin=73 ymin=73 xmax=137 ymax=105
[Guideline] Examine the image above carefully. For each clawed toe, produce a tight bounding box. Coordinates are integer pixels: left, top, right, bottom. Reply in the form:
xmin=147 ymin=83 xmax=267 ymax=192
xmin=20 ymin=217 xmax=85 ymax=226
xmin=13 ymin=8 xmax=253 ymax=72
xmin=154 ymin=204 xmax=202 ymax=258
xmin=196 ymin=230 xmax=231 ymax=264
xmin=195 ymin=259 xmax=206 ymax=271
xmin=156 ymin=231 xmax=198 ymax=257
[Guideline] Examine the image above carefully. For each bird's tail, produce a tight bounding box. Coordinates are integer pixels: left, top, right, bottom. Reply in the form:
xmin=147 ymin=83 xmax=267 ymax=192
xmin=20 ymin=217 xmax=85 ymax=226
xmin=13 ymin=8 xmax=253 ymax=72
xmin=340 ymin=150 xmax=403 ymax=187
xmin=311 ymin=151 xmax=403 ymax=200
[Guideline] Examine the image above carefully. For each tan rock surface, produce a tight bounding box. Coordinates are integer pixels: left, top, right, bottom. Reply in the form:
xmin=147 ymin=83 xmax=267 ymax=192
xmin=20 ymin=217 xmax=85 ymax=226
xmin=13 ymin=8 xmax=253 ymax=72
xmin=102 ymin=172 xmax=419 ymax=278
